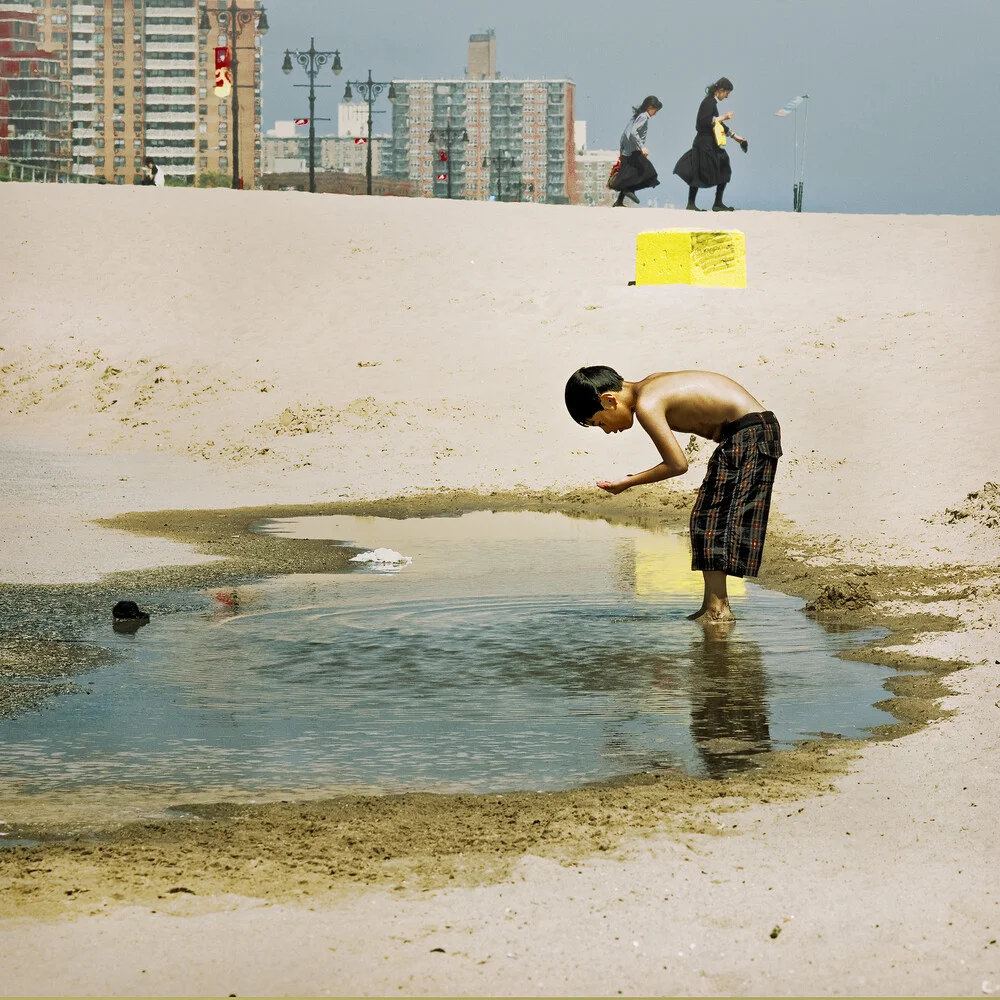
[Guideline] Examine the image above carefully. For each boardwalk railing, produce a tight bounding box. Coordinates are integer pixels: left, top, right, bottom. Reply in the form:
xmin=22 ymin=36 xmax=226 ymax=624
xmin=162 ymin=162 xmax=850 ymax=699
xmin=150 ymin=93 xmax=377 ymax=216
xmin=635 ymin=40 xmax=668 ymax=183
xmin=0 ymin=159 xmax=105 ymax=184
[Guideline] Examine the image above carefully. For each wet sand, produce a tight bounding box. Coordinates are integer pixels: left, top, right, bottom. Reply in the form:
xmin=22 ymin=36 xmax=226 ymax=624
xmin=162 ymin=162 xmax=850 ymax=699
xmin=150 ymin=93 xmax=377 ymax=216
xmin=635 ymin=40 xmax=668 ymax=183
xmin=0 ymin=185 xmax=998 ymax=996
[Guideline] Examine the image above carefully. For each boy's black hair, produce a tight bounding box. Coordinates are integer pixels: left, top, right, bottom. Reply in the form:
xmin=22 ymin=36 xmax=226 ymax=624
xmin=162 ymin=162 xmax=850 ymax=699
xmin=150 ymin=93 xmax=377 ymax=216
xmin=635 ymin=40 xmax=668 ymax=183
xmin=565 ymin=365 xmax=624 ymax=425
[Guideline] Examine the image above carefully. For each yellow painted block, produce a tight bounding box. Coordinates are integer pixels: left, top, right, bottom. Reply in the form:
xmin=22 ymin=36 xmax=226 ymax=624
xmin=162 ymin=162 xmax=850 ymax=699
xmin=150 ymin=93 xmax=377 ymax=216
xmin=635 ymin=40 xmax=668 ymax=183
xmin=635 ymin=229 xmax=746 ymax=287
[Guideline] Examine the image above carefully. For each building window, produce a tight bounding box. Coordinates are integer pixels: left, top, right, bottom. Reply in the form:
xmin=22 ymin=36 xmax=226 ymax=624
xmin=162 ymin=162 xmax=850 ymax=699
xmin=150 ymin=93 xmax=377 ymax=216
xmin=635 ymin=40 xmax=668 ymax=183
xmin=219 ymin=156 xmax=228 ymax=168
xmin=218 ymin=139 xmax=227 ymax=149
xmin=199 ymin=87 xmax=207 ymax=97
xmin=199 ymin=139 xmax=208 ymax=151
xmin=134 ymin=138 xmax=142 ymax=148
xmin=200 ymin=156 xmax=208 ymax=167
xmin=199 ymin=122 xmax=207 ymax=133
xmin=95 ymin=138 xmax=105 ymax=148
xmin=114 ymin=68 xmax=125 ymax=78
xmin=135 ymin=157 xmax=143 ymax=168
xmin=95 ymin=156 xmax=105 ymax=166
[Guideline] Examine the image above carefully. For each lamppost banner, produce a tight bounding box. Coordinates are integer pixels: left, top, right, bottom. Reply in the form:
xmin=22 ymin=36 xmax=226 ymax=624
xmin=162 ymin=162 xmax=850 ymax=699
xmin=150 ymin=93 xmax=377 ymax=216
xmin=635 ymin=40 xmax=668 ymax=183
xmin=214 ymin=47 xmax=232 ymax=98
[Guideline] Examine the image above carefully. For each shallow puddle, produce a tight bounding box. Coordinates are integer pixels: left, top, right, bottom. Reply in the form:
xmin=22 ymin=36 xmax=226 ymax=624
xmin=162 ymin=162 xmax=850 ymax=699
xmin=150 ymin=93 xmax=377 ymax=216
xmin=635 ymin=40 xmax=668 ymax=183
xmin=0 ymin=512 xmax=891 ymax=798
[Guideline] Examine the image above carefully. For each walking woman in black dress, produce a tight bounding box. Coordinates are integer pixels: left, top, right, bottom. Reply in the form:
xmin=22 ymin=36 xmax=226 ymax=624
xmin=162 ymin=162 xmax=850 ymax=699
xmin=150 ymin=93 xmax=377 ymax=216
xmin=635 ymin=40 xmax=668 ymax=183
xmin=610 ymin=95 xmax=663 ymax=207
xmin=673 ymin=77 xmax=748 ymax=211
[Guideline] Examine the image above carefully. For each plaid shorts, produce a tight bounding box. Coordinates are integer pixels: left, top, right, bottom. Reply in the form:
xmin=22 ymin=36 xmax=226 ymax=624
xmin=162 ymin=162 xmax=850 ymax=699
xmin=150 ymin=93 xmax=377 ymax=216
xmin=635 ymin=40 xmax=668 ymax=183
xmin=690 ymin=411 xmax=782 ymax=578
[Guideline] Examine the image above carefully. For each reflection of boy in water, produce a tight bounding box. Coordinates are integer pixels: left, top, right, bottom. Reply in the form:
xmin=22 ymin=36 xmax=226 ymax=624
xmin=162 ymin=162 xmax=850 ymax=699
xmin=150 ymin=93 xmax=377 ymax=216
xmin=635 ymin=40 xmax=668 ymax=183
xmin=564 ymin=366 xmax=782 ymax=621
xmin=687 ymin=619 xmax=770 ymax=777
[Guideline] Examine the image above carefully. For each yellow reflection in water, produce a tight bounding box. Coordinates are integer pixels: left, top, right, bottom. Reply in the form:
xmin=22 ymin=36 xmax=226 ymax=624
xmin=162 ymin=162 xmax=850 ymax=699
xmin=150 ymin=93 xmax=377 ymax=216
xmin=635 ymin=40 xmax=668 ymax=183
xmin=633 ymin=532 xmax=745 ymax=597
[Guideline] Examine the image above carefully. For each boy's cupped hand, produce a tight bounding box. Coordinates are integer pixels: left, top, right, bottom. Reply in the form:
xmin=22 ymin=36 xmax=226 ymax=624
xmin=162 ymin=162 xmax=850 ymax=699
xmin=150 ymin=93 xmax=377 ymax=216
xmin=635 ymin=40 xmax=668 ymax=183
xmin=596 ymin=479 xmax=630 ymax=495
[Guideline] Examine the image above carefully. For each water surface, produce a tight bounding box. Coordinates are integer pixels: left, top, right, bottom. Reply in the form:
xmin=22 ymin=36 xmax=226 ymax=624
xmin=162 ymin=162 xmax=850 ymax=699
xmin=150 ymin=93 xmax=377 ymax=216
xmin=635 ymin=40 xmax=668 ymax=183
xmin=0 ymin=512 xmax=891 ymax=796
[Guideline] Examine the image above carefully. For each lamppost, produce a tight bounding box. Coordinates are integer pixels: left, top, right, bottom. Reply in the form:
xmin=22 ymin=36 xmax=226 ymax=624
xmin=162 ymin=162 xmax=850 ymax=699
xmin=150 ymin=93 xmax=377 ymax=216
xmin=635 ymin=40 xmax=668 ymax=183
xmin=482 ymin=149 xmax=514 ymax=202
xmin=429 ymin=117 xmax=467 ymax=199
xmin=198 ymin=1 xmax=269 ymax=190
xmin=342 ymin=70 xmax=394 ymax=195
xmin=282 ymin=39 xmax=342 ymax=194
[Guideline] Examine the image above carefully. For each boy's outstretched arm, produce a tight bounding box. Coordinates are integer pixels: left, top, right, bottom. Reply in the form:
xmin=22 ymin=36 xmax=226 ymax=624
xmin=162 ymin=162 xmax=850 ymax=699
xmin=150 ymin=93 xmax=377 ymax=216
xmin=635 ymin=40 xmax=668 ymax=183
xmin=596 ymin=405 xmax=689 ymax=494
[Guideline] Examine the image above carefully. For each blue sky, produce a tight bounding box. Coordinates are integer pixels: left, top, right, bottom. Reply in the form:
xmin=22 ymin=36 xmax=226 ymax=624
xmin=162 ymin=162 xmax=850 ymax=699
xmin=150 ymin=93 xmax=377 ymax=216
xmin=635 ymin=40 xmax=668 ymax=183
xmin=260 ymin=0 xmax=999 ymax=214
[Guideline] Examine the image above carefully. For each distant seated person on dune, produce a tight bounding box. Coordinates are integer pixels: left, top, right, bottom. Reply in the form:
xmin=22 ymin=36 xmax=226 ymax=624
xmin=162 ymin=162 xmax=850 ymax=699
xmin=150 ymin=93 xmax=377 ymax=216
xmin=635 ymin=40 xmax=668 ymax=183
xmin=564 ymin=366 xmax=782 ymax=622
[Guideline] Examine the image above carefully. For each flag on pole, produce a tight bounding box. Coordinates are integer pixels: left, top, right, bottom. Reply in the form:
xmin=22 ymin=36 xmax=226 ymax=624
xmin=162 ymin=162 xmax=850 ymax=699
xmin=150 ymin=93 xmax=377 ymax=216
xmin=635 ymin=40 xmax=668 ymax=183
xmin=775 ymin=95 xmax=807 ymax=117
xmin=294 ymin=118 xmax=309 ymax=126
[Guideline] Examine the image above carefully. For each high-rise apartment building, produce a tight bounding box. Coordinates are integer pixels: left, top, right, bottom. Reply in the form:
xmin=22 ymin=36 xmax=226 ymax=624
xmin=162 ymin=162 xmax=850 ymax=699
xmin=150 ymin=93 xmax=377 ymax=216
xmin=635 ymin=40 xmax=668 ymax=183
xmin=388 ymin=31 xmax=575 ymax=203
xmin=389 ymin=77 xmax=575 ymax=203
xmin=9 ymin=0 xmax=263 ymax=186
xmin=0 ymin=3 xmax=68 ymax=171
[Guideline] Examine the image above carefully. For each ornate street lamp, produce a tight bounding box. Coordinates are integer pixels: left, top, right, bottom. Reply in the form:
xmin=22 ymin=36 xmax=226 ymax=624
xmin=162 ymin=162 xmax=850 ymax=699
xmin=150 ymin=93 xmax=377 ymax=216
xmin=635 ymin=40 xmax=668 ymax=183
xmin=198 ymin=1 xmax=269 ymax=190
xmin=429 ymin=118 xmax=468 ymax=200
xmin=342 ymin=70 xmax=394 ymax=196
xmin=483 ymin=149 xmax=515 ymax=202
xmin=282 ymin=38 xmax=342 ymax=194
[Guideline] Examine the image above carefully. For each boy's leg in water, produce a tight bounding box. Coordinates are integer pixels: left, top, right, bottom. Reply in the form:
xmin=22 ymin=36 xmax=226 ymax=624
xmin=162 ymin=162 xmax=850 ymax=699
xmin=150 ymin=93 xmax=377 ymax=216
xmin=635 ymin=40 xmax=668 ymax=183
xmin=688 ymin=570 xmax=734 ymax=621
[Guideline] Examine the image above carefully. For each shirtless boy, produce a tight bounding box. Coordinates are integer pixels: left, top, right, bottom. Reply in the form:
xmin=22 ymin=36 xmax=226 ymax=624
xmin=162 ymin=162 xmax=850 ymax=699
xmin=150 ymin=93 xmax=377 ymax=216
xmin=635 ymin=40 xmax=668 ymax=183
xmin=564 ymin=366 xmax=782 ymax=621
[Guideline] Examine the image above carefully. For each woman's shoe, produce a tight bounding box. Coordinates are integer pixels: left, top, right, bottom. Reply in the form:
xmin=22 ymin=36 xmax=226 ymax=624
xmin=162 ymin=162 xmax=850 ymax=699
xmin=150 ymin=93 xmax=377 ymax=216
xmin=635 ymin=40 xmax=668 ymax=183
xmin=686 ymin=204 xmax=705 ymax=211
xmin=625 ymin=190 xmax=640 ymax=204
xmin=712 ymin=203 xmax=735 ymax=211
xmin=613 ymin=192 xmax=626 ymax=207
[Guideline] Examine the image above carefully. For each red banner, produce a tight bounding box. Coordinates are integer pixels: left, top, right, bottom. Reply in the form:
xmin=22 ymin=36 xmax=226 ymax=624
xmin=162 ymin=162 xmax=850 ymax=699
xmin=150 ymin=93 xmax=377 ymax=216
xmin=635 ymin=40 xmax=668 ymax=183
xmin=214 ymin=46 xmax=232 ymax=97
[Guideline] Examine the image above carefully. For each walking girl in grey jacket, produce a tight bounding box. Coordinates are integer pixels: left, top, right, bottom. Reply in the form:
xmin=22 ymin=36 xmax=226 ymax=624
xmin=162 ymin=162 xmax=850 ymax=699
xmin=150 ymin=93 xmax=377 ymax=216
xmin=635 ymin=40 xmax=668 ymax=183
xmin=610 ymin=95 xmax=663 ymax=207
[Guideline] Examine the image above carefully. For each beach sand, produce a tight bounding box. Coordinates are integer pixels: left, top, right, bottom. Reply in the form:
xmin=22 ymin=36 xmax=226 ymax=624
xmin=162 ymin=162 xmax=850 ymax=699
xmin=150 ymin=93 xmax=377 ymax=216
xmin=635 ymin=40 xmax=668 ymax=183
xmin=0 ymin=184 xmax=998 ymax=996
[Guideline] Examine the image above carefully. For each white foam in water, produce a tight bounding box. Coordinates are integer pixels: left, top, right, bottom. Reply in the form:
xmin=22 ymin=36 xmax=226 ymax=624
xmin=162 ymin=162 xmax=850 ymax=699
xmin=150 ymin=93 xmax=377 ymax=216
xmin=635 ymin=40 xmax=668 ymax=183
xmin=349 ymin=547 xmax=412 ymax=571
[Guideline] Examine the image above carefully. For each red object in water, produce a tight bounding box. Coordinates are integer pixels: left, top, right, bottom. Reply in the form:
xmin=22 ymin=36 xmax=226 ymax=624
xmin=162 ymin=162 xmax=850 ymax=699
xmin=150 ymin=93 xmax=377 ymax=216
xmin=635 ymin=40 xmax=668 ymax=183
xmin=214 ymin=591 xmax=237 ymax=606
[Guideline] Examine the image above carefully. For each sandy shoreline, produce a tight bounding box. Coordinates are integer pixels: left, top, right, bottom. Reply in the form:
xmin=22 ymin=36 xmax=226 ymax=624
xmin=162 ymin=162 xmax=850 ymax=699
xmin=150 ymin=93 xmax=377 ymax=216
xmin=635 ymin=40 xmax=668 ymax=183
xmin=1 ymin=185 xmax=999 ymax=995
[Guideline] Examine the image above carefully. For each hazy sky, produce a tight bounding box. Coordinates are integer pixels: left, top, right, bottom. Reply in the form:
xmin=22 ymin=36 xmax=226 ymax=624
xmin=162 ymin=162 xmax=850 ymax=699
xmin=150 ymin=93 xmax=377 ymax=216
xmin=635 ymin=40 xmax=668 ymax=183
xmin=260 ymin=0 xmax=999 ymax=214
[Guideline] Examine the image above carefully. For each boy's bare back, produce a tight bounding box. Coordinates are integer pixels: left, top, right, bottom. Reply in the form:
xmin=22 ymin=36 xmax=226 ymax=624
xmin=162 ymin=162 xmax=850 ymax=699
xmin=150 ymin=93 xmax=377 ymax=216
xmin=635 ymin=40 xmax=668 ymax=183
xmin=633 ymin=370 xmax=764 ymax=442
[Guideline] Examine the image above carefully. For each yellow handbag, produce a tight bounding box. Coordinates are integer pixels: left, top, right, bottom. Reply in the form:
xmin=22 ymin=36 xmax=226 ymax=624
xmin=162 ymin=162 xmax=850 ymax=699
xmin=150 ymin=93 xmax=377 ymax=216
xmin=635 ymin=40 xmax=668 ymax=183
xmin=713 ymin=120 xmax=727 ymax=147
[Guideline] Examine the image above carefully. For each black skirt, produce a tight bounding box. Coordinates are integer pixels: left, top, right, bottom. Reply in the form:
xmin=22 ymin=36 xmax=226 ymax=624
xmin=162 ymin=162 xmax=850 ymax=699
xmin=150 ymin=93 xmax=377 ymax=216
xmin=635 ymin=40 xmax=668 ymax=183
xmin=610 ymin=150 xmax=660 ymax=192
xmin=673 ymin=133 xmax=732 ymax=189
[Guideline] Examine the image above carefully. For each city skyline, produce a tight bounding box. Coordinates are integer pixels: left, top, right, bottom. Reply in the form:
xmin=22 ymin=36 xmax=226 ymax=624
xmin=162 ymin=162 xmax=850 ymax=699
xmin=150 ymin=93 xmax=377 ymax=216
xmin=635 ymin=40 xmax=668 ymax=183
xmin=260 ymin=0 xmax=1000 ymax=214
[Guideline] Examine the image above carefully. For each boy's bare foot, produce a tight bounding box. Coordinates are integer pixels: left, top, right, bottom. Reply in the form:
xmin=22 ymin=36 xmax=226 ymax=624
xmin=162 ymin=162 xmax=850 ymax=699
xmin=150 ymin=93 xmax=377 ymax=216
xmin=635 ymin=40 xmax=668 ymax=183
xmin=687 ymin=605 xmax=735 ymax=622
